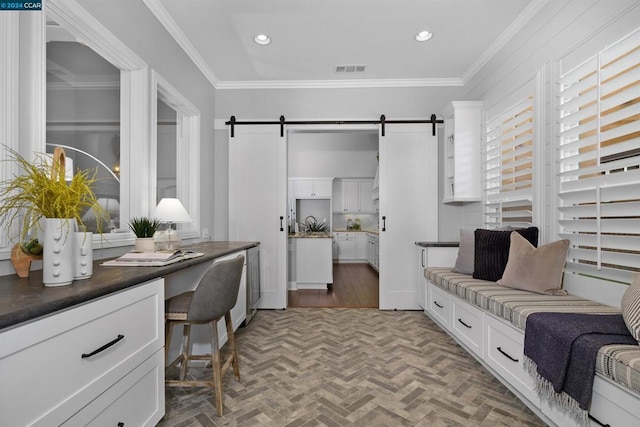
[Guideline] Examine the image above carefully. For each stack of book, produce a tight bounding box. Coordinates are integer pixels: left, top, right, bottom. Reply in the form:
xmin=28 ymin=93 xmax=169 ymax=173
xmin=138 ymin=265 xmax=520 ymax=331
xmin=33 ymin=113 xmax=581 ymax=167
xmin=102 ymin=249 xmax=204 ymax=267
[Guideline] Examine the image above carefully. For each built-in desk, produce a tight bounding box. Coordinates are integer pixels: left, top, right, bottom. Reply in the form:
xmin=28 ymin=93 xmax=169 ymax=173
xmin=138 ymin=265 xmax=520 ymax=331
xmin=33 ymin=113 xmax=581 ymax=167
xmin=0 ymin=240 xmax=258 ymax=427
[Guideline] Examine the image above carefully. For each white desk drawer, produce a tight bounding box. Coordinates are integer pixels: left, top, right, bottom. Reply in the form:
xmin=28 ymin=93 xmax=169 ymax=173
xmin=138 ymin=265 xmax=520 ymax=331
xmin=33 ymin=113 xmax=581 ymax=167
xmin=427 ymin=283 xmax=451 ymax=328
xmin=451 ymin=298 xmax=484 ymax=356
xmin=63 ymin=349 xmax=164 ymax=427
xmin=484 ymin=314 xmax=539 ymax=405
xmin=0 ymin=279 xmax=164 ymax=427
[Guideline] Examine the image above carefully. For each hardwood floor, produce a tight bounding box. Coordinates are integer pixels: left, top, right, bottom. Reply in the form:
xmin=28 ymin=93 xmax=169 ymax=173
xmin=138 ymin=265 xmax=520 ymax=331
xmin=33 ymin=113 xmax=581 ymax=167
xmin=288 ymin=262 xmax=379 ymax=308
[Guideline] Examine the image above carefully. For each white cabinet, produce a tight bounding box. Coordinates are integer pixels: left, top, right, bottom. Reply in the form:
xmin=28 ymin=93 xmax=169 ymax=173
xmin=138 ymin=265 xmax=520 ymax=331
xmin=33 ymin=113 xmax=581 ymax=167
xmin=336 ymin=232 xmax=356 ymax=260
xmin=366 ymin=232 xmax=379 ymax=271
xmin=427 ymin=281 xmax=451 ymax=328
xmin=333 ymin=179 xmax=375 ymax=213
xmin=292 ymin=178 xmax=333 ymax=199
xmin=355 ymin=232 xmax=368 ymax=260
xmin=441 ymin=101 xmax=483 ymax=203
xmin=0 ymin=279 xmax=165 ymax=427
xmin=295 ymin=237 xmax=333 ymax=288
xmin=451 ymin=298 xmax=485 ymax=357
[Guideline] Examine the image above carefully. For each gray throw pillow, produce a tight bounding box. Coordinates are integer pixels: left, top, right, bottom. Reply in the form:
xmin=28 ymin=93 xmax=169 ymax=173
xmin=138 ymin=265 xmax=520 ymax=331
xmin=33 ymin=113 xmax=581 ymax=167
xmin=621 ymin=275 xmax=640 ymax=343
xmin=452 ymin=229 xmax=474 ymax=275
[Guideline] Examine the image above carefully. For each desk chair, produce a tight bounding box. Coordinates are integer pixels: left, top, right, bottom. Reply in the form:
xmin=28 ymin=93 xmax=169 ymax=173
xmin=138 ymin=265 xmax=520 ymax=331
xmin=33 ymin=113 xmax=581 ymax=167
xmin=164 ymin=255 xmax=244 ymax=416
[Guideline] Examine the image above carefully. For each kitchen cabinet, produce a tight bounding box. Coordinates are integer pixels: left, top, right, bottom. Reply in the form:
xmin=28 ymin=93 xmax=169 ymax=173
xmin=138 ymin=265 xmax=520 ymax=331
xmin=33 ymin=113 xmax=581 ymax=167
xmin=442 ymin=101 xmax=483 ymax=203
xmin=0 ymin=279 xmax=165 ymax=427
xmin=336 ymin=232 xmax=356 ymax=260
xmin=366 ymin=232 xmax=379 ymax=271
xmin=292 ymin=178 xmax=333 ymax=199
xmin=356 ymin=232 xmax=368 ymax=260
xmin=294 ymin=236 xmax=333 ymax=289
xmin=333 ymin=179 xmax=375 ymax=213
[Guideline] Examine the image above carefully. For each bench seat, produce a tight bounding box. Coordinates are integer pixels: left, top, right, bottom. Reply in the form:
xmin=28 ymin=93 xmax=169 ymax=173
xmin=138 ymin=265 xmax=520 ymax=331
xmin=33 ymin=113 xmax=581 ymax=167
xmin=425 ymin=267 xmax=640 ymax=396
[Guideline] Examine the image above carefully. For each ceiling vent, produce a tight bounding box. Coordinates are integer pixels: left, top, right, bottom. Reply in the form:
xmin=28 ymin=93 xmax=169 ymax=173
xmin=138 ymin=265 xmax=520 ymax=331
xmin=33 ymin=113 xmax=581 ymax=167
xmin=335 ymin=64 xmax=366 ymax=74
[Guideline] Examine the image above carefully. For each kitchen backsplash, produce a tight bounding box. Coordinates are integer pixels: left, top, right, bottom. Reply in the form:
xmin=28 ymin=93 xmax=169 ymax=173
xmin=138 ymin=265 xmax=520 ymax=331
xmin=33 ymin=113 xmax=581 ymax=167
xmin=333 ymin=213 xmax=378 ymax=230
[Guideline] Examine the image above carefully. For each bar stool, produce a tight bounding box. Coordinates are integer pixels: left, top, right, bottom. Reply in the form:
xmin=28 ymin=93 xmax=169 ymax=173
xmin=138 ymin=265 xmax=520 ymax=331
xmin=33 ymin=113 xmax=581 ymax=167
xmin=164 ymin=255 xmax=244 ymax=416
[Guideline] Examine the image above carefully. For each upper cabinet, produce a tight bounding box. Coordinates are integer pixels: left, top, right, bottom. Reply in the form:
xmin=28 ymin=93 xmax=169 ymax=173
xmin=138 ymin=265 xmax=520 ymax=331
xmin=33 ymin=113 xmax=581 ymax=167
xmin=441 ymin=101 xmax=483 ymax=204
xmin=333 ymin=179 xmax=375 ymax=213
xmin=292 ymin=178 xmax=333 ymax=199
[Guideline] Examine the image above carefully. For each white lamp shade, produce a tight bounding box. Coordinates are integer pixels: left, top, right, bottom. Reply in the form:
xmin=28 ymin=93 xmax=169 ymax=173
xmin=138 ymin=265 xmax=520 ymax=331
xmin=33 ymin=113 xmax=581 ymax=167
xmin=152 ymin=198 xmax=192 ymax=223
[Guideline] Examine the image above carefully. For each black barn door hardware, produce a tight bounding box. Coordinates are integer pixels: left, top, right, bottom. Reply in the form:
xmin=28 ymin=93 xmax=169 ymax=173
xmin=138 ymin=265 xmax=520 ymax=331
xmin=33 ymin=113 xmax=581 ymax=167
xmin=226 ymin=114 xmax=443 ymax=137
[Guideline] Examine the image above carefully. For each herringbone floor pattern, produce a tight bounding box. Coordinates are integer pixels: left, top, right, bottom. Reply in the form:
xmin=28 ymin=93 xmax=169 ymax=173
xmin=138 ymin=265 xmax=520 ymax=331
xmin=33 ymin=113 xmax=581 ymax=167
xmin=158 ymin=308 xmax=546 ymax=426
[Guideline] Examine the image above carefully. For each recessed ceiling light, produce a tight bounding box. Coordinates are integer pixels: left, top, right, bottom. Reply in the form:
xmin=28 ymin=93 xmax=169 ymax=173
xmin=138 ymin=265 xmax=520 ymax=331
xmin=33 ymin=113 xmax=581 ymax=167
xmin=254 ymin=34 xmax=271 ymax=45
xmin=415 ymin=30 xmax=433 ymax=42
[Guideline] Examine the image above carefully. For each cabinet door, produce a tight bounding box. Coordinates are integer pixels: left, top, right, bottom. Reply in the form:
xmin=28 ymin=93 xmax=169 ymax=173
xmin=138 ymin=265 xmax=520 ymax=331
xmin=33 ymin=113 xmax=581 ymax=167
xmin=343 ymin=180 xmax=359 ymax=212
xmin=293 ymin=180 xmax=314 ymax=198
xmin=355 ymin=233 xmax=368 ymax=259
xmin=314 ymin=179 xmax=333 ymax=198
xmin=358 ymin=180 xmax=374 ymax=213
xmin=332 ymin=181 xmax=343 ymax=212
xmin=417 ymin=247 xmax=426 ymax=309
xmin=230 ymin=125 xmax=287 ymax=309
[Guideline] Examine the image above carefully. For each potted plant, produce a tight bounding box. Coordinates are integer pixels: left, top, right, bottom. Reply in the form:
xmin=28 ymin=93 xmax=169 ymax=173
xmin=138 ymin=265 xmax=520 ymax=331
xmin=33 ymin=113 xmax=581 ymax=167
xmin=129 ymin=216 xmax=161 ymax=252
xmin=0 ymin=146 xmax=108 ymax=284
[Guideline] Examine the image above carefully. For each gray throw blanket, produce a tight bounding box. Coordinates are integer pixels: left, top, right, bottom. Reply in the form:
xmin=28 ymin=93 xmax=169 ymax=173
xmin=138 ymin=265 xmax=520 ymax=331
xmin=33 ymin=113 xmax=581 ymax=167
xmin=523 ymin=312 xmax=636 ymax=426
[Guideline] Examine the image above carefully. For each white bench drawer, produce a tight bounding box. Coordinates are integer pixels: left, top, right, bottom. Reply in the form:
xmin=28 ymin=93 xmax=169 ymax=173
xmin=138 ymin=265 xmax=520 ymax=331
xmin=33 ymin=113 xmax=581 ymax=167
xmin=63 ymin=349 xmax=164 ymax=427
xmin=0 ymin=279 xmax=164 ymax=427
xmin=589 ymin=375 xmax=640 ymax=427
xmin=451 ymin=298 xmax=484 ymax=356
xmin=485 ymin=314 xmax=539 ymax=405
xmin=427 ymin=282 xmax=451 ymax=328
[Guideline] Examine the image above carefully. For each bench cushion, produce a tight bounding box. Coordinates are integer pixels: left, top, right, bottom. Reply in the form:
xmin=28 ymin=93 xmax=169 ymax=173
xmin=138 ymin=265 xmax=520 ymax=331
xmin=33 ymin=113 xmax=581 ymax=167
xmin=425 ymin=267 xmax=640 ymax=395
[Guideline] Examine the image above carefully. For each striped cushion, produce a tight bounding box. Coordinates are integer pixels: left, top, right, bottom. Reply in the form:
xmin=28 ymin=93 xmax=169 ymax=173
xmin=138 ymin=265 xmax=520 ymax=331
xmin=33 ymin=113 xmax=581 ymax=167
xmin=425 ymin=267 xmax=640 ymax=395
xmin=622 ymin=275 xmax=640 ymax=342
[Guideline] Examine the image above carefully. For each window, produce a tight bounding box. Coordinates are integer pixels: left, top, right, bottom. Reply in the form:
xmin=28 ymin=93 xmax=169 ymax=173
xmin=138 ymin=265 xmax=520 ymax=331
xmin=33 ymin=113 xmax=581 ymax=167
xmin=484 ymin=96 xmax=535 ymax=228
xmin=556 ymin=27 xmax=640 ymax=284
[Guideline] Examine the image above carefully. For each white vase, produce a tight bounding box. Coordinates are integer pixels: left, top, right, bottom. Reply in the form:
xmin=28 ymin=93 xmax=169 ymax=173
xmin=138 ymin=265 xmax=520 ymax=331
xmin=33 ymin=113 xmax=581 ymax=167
xmin=42 ymin=218 xmax=75 ymax=287
xmin=135 ymin=237 xmax=155 ymax=252
xmin=74 ymin=232 xmax=93 ymax=280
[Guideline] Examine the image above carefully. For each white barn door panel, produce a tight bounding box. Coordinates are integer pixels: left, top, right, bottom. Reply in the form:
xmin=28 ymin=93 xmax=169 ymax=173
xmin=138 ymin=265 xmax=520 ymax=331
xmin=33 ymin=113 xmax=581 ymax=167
xmin=229 ymin=126 xmax=287 ymax=309
xmin=379 ymin=125 xmax=438 ymax=310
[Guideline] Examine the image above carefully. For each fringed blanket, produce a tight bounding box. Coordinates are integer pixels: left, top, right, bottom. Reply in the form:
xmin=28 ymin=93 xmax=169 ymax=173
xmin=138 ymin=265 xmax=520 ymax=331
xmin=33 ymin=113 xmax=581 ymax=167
xmin=523 ymin=312 xmax=637 ymax=426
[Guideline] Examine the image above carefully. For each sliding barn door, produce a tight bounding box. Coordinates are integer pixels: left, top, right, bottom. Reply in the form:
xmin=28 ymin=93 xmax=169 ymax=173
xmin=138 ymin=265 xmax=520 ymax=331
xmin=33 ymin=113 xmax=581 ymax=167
xmin=229 ymin=125 xmax=287 ymax=309
xmin=379 ymin=124 xmax=438 ymax=309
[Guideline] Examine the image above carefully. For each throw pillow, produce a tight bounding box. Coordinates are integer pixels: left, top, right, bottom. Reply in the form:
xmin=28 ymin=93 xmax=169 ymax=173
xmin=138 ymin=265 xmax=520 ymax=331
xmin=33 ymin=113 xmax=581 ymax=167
xmin=497 ymin=232 xmax=569 ymax=295
xmin=621 ymin=275 xmax=640 ymax=343
xmin=473 ymin=227 xmax=538 ymax=282
xmin=452 ymin=229 xmax=474 ymax=275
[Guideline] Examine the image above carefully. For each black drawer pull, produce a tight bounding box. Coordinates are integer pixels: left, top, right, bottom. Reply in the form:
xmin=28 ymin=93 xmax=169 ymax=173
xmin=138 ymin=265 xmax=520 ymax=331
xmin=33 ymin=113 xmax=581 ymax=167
xmin=433 ymin=301 xmax=443 ymax=309
xmin=457 ymin=318 xmax=472 ymax=329
xmin=118 ymin=423 xmax=124 ymax=427
xmin=588 ymin=414 xmax=610 ymax=427
xmin=81 ymin=334 xmax=124 ymax=359
xmin=497 ymin=347 xmax=519 ymax=363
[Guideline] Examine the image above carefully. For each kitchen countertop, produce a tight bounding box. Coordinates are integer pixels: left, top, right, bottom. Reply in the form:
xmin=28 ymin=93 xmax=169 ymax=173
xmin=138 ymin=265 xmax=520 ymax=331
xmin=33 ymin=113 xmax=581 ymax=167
xmin=414 ymin=241 xmax=460 ymax=247
xmin=0 ymin=241 xmax=258 ymax=331
xmin=289 ymin=232 xmax=332 ymax=238
xmin=332 ymin=228 xmax=379 ymax=234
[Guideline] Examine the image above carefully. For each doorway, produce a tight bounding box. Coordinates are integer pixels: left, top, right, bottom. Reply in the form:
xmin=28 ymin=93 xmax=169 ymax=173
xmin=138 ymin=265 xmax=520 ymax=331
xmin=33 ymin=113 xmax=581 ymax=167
xmin=286 ymin=128 xmax=380 ymax=308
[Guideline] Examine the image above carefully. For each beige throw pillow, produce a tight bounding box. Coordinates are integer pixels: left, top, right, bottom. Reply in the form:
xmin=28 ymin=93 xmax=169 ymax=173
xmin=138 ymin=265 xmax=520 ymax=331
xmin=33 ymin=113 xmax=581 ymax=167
xmin=621 ymin=275 xmax=640 ymax=343
xmin=497 ymin=232 xmax=569 ymax=295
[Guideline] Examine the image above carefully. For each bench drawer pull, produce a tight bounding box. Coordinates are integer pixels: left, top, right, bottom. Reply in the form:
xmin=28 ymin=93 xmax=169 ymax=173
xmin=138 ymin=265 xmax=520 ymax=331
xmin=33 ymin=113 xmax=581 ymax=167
xmin=496 ymin=346 xmax=519 ymax=363
xmin=588 ymin=414 xmax=610 ymax=427
xmin=457 ymin=318 xmax=472 ymax=329
xmin=81 ymin=334 xmax=125 ymax=359
xmin=433 ymin=301 xmax=443 ymax=309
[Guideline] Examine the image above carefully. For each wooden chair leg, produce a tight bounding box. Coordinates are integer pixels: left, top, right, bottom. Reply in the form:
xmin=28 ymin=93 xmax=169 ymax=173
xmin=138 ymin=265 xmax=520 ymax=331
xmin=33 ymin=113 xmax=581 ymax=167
xmin=210 ymin=319 xmax=224 ymax=416
xmin=180 ymin=323 xmax=191 ymax=381
xmin=225 ymin=312 xmax=240 ymax=381
xmin=164 ymin=319 xmax=173 ymax=363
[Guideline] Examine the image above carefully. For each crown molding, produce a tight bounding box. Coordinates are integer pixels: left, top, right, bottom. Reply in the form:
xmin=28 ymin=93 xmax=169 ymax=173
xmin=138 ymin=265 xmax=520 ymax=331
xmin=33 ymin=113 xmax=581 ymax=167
xmin=216 ymin=77 xmax=464 ymax=90
xmin=143 ymin=0 xmax=219 ymax=89
xmin=461 ymin=0 xmax=548 ymax=84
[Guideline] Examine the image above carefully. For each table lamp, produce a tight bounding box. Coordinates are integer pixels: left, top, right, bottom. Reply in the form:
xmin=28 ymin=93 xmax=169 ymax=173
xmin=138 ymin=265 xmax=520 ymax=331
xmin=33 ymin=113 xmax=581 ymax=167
xmin=152 ymin=198 xmax=192 ymax=250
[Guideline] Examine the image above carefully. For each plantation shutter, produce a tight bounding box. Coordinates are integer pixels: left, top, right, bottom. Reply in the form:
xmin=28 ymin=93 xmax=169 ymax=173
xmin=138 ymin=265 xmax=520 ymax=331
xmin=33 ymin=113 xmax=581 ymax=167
xmin=557 ymin=28 xmax=640 ymax=284
xmin=484 ymin=97 xmax=534 ymax=228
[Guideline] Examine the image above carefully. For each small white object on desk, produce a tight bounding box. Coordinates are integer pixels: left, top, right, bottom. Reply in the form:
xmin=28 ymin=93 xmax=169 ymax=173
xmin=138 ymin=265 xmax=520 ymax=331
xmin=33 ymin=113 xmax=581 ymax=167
xmin=102 ymin=249 xmax=203 ymax=267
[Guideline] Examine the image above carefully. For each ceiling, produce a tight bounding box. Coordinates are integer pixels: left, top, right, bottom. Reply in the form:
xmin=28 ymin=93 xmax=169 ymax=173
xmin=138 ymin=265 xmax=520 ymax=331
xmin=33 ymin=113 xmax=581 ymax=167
xmin=148 ymin=0 xmax=543 ymax=89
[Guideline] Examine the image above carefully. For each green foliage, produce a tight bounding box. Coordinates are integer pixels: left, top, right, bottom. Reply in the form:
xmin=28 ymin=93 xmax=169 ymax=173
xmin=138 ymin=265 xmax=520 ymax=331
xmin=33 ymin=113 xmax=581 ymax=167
xmin=0 ymin=146 xmax=109 ymax=242
xmin=129 ymin=217 xmax=161 ymax=238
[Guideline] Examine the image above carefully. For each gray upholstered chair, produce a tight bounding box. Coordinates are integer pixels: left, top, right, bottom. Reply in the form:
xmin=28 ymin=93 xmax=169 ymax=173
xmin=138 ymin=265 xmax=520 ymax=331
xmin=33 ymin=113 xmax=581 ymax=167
xmin=164 ymin=255 xmax=245 ymax=416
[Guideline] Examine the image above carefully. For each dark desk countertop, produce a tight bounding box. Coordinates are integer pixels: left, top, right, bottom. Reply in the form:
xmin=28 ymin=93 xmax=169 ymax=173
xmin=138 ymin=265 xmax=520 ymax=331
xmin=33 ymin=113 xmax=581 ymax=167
xmin=0 ymin=241 xmax=258 ymax=331
xmin=414 ymin=241 xmax=460 ymax=248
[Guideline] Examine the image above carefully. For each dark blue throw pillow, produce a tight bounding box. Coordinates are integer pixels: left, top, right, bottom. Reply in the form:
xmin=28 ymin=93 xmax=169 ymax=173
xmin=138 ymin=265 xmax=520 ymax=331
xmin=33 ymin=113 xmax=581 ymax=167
xmin=473 ymin=227 xmax=538 ymax=282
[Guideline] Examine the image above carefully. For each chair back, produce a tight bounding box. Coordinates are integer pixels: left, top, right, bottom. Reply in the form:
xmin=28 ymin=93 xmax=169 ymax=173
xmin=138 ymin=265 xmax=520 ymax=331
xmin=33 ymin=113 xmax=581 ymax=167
xmin=188 ymin=255 xmax=245 ymax=323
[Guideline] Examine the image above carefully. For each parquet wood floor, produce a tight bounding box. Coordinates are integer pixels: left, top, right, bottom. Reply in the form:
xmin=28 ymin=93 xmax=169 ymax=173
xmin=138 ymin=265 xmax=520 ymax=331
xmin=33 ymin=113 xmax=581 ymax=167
xmin=288 ymin=263 xmax=379 ymax=308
